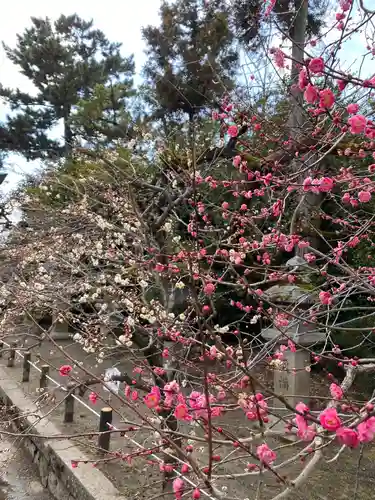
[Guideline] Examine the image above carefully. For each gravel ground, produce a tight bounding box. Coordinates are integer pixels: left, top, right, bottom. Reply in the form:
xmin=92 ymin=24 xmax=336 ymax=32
xmin=0 ymin=436 xmax=54 ymax=500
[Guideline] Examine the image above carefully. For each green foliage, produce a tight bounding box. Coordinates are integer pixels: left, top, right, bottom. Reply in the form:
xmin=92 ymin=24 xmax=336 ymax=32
xmin=24 ymin=159 xmax=101 ymax=207
xmin=21 ymin=144 xmax=155 ymax=213
xmin=72 ymin=83 xmax=136 ymax=147
xmin=0 ymin=14 xmax=135 ymax=159
xmin=349 ymin=238 xmax=375 ymax=269
xmin=0 ymin=112 xmax=61 ymax=160
xmin=142 ymin=0 xmax=238 ymax=123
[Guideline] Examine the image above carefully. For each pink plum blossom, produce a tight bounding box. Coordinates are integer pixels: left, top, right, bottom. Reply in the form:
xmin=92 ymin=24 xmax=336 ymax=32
xmin=319 ymin=407 xmax=342 ymax=431
xmin=227 ymin=125 xmax=238 ymax=137
xmin=319 ymin=291 xmax=333 ymax=305
xmin=347 ymin=103 xmax=359 ymax=114
xmin=204 ymin=283 xmax=215 ymax=295
xmin=319 ymin=89 xmax=335 ymax=109
xmin=257 ymin=443 xmax=276 ymax=465
xmin=172 ymin=478 xmax=185 ymax=499
xmin=330 ymin=383 xmax=343 ymax=400
xmin=298 ymin=69 xmax=308 ymax=90
xmin=304 ymin=84 xmax=319 ymax=104
xmin=336 ymin=427 xmax=359 ymax=448
xmin=308 ymin=57 xmax=325 ymax=74
xmin=174 ymin=403 xmax=190 ymax=420
xmin=348 ymin=114 xmax=367 ymax=134
xmin=358 ymin=191 xmax=371 ymax=203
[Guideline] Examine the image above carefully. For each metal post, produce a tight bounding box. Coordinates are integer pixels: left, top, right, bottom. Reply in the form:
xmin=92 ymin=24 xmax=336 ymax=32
xmin=7 ymin=342 xmax=16 ymax=367
xmin=40 ymin=365 xmax=49 ymax=391
xmin=64 ymin=382 xmax=76 ymax=423
xmin=22 ymin=351 xmax=31 ymax=382
xmin=98 ymin=407 xmax=113 ymax=452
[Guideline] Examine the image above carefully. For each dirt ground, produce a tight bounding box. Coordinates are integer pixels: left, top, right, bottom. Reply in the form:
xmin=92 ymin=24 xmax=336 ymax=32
xmin=1 ymin=337 xmax=375 ymax=500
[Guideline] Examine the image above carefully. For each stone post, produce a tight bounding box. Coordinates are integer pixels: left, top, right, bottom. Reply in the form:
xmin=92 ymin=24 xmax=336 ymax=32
xmin=262 ymin=257 xmax=325 ymax=430
xmin=263 ymin=324 xmax=323 ymax=410
xmin=99 ymin=312 xmax=124 ymax=350
xmin=96 ymin=298 xmax=121 ymax=338
xmin=51 ymin=302 xmax=71 ymax=341
xmin=275 ymin=348 xmax=310 ymax=408
xmin=23 ymin=312 xmax=43 ymax=339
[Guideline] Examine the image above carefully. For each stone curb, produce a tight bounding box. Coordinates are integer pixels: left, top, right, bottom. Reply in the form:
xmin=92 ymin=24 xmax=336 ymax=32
xmin=0 ymin=365 xmax=127 ymax=500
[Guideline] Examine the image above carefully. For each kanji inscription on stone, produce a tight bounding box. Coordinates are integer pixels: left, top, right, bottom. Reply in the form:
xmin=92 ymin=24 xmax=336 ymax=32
xmin=276 ymin=371 xmax=290 ymax=395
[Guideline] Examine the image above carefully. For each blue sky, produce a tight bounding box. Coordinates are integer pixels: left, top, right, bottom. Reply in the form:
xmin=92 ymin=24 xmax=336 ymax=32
xmin=0 ymin=0 xmax=162 ymax=192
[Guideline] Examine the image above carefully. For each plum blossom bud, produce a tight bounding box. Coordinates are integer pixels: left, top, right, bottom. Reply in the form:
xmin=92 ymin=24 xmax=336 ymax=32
xmin=204 ymin=283 xmax=215 ymax=295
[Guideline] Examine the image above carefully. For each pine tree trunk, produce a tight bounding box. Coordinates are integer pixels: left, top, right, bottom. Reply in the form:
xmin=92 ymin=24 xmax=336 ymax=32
xmin=63 ymin=107 xmax=73 ymax=157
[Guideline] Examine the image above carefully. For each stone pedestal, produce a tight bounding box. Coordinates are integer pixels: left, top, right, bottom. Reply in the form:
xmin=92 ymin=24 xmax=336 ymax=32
xmin=263 ymin=323 xmax=325 ymax=408
xmin=99 ymin=324 xmax=110 ymax=337
xmin=262 ymin=279 xmax=324 ymax=436
xmin=263 ymin=324 xmax=324 ymax=438
xmin=23 ymin=314 xmax=43 ymax=338
xmin=274 ymin=348 xmax=311 ymax=409
xmin=51 ymin=311 xmax=71 ymax=341
xmin=99 ymin=312 xmax=124 ymax=349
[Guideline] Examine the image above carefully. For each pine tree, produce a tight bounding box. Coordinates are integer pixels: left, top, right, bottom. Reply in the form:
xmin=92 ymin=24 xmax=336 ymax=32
xmin=0 ymin=14 xmax=135 ymax=159
xmin=0 ymin=107 xmax=60 ymax=161
xmin=71 ymin=82 xmax=137 ymax=148
xmin=142 ymin=0 xmax=238 ymax=125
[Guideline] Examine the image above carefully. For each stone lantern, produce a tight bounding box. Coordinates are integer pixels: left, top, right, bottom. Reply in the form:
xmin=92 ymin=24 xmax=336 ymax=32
xmin=51 ymin=303 xmax=72 ymax=341
xmin=99 ymin=311 xmax=124 ymax=338
xmin=262 ymin=256 xmax=325 ymax=411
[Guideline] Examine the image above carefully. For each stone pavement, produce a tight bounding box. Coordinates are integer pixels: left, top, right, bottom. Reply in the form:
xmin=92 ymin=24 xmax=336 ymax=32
xmin=1 ymin=337 xmax=375 ymax=499
xmin=0 ymin=436 xmax=54 ymax=500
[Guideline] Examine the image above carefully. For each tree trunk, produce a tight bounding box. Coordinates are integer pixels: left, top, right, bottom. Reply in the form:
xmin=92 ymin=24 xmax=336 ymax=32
xmin=287 ymin=0 xmax=309 ymax=140
xmin=286 ymin=0 xmax=323 ymax=255
xmin=63 ymin=107 xmax=73 ymax=157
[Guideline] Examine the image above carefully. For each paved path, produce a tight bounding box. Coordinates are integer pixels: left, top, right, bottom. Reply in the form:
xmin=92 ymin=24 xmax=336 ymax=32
xmin=0 ymin=437 xmax=54 ymax=500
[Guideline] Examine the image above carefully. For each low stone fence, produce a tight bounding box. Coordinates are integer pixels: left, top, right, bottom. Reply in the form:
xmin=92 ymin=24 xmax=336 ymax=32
xmin=0 ymin=365 xmax=126 ymax=500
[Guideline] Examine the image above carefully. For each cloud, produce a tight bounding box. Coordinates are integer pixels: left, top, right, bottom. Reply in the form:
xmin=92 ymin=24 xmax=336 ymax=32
xmin=0 ymin=0 xmax=161 ymax=89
